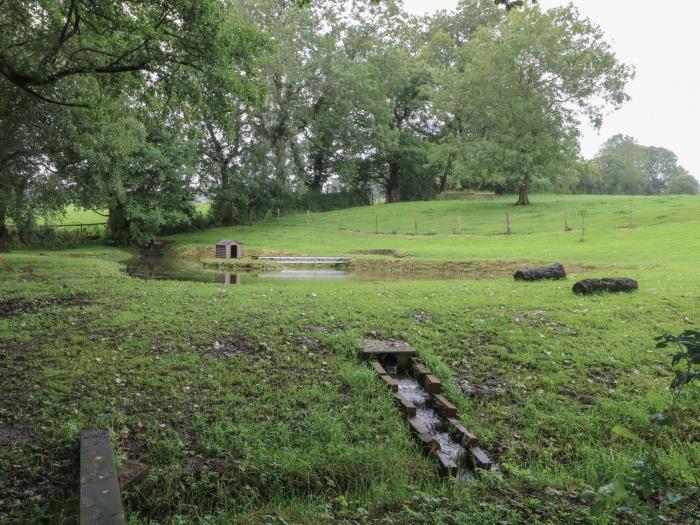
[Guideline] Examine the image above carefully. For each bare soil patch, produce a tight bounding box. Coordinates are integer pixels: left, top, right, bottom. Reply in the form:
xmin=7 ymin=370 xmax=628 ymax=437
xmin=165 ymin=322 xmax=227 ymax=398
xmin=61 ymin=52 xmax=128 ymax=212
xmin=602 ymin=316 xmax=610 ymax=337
xmin=350 ymin=248 xmax=407 ymax=257
xmin=0 ymin=426 xmax=30 ymax=446
xmin=201 ymin=338 xmax=257 ymax=358
xmin=0 ymin=294 xmax=90 ymax=318
xmin=347 ymin=259 xmax=598 ymax=279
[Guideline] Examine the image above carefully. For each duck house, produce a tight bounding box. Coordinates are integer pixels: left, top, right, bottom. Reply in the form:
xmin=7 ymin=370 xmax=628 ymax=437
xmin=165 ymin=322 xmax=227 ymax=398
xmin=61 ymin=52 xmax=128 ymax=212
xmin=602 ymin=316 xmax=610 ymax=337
xmin=215 ymin=240 xmax=242 ymax=259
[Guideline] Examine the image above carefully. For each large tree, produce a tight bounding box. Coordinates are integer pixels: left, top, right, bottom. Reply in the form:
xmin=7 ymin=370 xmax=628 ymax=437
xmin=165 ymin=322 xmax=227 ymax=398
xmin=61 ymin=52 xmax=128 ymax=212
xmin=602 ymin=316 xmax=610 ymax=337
xmin=444 ymin=5 xmax=632 ymax=204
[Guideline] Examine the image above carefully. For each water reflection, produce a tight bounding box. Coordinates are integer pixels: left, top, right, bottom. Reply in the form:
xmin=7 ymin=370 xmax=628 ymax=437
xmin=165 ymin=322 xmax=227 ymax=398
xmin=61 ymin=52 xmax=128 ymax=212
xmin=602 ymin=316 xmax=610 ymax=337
xmin=257 ymin=269 xmax=348 ymax=280
xmin=214 ymin=273 xmax=242 ymax=285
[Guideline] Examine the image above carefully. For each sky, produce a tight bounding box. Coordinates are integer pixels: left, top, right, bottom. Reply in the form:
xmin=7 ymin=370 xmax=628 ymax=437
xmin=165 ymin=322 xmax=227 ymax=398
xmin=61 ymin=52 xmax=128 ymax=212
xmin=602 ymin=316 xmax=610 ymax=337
xmin=402 ymin=0 xmax=700 ymax=180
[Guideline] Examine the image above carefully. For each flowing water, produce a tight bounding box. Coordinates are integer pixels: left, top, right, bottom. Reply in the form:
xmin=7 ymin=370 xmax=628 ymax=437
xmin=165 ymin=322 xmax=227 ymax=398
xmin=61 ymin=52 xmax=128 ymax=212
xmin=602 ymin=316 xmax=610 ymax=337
xmin=396 ymin=377 xmax=474 ymax=479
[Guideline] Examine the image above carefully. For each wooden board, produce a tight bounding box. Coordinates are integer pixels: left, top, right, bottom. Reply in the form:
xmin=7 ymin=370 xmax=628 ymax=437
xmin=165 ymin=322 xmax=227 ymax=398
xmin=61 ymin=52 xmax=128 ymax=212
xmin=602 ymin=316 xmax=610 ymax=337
xmin=80 ymin=430 xmax=126 ymax=525
xmin=360 ymin=339 xmax=417 ymax=359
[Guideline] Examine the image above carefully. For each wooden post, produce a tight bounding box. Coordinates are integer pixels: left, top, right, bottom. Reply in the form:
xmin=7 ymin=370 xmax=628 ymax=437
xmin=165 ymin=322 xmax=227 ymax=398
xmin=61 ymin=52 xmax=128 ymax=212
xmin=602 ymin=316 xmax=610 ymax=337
xmin=506 ymin=214 xmax=512 ymax=235
xmin=564 ymin=209 xmax=570 ymax=231
xmin=414 ymin=216 xmax=418 ymax=235
xmin=374 ymin=213 xmax=378 ymax=234
xmin=456 ymin=216 xmax=461 ymax=234
xmin=276 ymin=208 xmax=280 ymax=225
xmin=80 ymin=430 xmax=126 ymax=525
xmin=339 ymin=210 xmax=344 ymax=230
xmin=628 ymin=204 xmax=634 ymax=228
xmin=306 ymin=209 xmax=310 ymax=226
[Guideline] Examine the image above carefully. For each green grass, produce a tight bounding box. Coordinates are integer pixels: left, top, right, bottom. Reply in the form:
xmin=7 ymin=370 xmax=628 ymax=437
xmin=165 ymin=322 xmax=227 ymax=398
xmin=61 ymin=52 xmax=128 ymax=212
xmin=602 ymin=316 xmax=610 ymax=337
xmin=1 ymin=194 xmax=698 ymax=524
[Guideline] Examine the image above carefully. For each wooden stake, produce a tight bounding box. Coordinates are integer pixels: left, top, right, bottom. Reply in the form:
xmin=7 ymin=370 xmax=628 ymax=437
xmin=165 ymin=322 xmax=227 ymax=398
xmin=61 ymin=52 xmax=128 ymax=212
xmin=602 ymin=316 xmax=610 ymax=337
xmin=276 ymin=208 xmax=280 ymax=225
xmin=414 ymin=215 xmax=418 ymax=235
xmin=339 ymin=210 xmax=344 ymax=230
xmin=564 ymin=208 xmax=570 ymax=231
xmin=457 ymin=215 xmax=461 ymax=234
xmin=375 ymin=213 xmax=378 ymax=234
xmin=306 ymin=209 xmax=310 ymax=226
xmin=506 ymin=214 xmax=512 ymax=235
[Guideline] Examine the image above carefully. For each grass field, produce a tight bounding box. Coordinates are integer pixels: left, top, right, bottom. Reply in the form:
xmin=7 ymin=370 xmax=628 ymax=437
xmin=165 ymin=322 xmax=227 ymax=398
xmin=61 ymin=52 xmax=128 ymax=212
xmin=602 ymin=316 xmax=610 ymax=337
xmin=1 ymin=195 xmax=698 ymax=524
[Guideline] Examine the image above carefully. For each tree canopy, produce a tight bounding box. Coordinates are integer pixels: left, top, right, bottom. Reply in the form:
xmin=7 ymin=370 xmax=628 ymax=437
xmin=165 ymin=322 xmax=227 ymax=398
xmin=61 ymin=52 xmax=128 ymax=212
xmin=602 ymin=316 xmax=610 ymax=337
xmin=591 ymin=134 xmax=695 ymax=195
xmin=0 ymin=0 xmax=646 ymax=246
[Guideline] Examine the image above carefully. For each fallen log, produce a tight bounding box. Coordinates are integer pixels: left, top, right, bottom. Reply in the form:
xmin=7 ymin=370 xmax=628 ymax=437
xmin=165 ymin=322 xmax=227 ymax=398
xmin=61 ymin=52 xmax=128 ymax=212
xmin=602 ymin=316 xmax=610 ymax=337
xmin=572 ymin=277 xmax=638 ymax=295
xmin=514 ymin=263 xmax=566 ymax=281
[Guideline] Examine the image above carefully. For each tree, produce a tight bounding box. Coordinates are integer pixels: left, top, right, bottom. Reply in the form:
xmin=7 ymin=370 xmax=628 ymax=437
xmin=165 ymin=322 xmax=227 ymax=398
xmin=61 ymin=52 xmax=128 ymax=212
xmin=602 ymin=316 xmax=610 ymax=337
xmin=667 ymin=173 xmax=699 ymax=195
xmin=594 ymin=134 xmax=692 ymax=195
xmin=0 ymin=1 xmax=262 ymax=106
xmin=573 ymin=160 xmax=603 ymax=194
xmin=445 ymin=5 xmax=632 ymax=204
xmin=0 ymin=85 xmax=71 ymax=244
xmin=64 ymin=99 xmax=198 ymax=246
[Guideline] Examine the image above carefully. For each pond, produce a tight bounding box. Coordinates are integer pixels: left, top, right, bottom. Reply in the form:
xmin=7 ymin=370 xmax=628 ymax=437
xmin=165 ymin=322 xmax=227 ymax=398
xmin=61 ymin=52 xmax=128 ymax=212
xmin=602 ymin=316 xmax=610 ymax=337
xmin=122 ymin=255 xmax=473 ymax=284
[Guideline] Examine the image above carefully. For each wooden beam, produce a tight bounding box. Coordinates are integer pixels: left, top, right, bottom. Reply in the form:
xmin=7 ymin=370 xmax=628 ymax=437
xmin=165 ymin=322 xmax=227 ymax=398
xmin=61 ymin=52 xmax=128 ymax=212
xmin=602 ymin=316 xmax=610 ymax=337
xmin=80 ymin=430 xmax=126 ymax=525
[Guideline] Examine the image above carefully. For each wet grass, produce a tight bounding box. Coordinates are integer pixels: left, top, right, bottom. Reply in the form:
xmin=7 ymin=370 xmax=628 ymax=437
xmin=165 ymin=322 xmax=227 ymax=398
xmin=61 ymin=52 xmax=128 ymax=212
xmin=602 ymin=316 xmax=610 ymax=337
xmin=0 ymin=195 xmax=699 ymax=524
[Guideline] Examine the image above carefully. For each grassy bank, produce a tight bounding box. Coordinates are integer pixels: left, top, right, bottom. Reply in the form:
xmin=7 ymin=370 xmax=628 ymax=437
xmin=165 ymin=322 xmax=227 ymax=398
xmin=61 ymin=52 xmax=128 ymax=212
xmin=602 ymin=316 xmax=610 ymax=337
xmin=1 ymin=195 xmax=698 ymax=524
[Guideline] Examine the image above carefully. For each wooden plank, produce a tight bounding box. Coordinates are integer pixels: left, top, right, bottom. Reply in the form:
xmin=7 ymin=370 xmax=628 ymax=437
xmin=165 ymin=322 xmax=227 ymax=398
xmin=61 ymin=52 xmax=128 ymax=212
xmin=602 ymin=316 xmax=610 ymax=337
xmin=80 ymin=430 xmax=126 ymax=525
xmin=360 ymin=339 xmax=417 ymax=359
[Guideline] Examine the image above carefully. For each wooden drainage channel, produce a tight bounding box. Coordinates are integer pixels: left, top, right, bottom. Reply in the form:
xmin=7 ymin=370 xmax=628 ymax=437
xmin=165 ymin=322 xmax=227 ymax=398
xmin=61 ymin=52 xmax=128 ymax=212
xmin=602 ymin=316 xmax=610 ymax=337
xmin=361 ymin=338 xmax=496 ymax=477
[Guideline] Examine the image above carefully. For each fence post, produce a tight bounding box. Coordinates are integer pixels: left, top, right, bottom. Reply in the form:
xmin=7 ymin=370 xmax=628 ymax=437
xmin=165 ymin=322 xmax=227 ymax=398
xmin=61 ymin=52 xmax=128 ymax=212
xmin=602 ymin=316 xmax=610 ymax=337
xmin=306 ymin=209 xmax=310 ymax=226
xmin=276 ymin=208 xmax=280 ymax=225
xmin=456 ymin=215 xmax=461 ymax=234
xmin=374 ymin=213 xmax=378 ymax=234
xmin=339 ymin=210 xmax=344 ymax=230
xmin=506 ymin=214 xmax=512 ymax=236
xmin=564 ymin=208 xmax=570 ymax=231
xmin=414 ymin=215 xmax=418 ymax=235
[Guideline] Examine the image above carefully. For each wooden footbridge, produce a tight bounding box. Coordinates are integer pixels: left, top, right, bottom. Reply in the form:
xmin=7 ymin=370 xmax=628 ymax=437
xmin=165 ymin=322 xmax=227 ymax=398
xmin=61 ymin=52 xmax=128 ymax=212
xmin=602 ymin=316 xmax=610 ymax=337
xmin=255 ymin=256 xmax=351 ymax=265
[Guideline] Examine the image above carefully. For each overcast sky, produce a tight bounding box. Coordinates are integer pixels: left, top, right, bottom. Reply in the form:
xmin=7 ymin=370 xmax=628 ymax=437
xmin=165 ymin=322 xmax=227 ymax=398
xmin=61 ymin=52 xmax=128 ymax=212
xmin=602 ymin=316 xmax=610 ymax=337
xmin=403 ymin=0 xmax=700 ymax=180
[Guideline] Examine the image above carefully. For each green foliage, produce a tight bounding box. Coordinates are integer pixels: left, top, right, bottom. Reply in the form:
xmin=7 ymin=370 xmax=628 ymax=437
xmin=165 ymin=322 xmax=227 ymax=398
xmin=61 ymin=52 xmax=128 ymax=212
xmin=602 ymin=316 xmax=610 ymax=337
xmin=584 ymin=329 xmax=700 ymax=519
xmin=440 ymin=5 xmax=632 ymax=204
xmin=594 ymin=134 xmax=694 ymax=195
xmin=655 ymin=330 xmax=700 ymax=403
xmin=667 ymin=173 xmax=700 ymax=195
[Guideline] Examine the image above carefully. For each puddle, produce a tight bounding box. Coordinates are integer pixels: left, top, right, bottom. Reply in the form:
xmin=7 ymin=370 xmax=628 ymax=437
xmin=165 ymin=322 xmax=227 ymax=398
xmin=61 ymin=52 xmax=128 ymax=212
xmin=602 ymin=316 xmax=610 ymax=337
xmin=396 ymin=376 xmax=474 ymax=480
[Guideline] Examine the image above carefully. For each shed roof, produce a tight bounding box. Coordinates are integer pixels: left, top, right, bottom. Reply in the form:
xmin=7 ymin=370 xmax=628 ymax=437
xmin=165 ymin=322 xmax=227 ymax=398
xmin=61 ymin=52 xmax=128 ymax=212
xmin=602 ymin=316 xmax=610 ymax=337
xmin=216 ymin=239 xmax=239 ymax=246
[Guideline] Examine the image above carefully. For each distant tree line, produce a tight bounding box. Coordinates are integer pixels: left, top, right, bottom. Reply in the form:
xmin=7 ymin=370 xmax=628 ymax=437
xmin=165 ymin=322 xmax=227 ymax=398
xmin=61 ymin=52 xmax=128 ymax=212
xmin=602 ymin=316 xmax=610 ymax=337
xmin=0 ymin=0 xmax=640 ymax=246
xmin=571 ymin=135 xmax=698 ymax=196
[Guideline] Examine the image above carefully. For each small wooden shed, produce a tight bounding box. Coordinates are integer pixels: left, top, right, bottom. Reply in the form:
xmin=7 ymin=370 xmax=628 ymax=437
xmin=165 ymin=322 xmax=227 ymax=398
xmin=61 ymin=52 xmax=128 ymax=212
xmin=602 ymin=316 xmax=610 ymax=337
xmin=215 ymin=239 xmax=242 ymax=259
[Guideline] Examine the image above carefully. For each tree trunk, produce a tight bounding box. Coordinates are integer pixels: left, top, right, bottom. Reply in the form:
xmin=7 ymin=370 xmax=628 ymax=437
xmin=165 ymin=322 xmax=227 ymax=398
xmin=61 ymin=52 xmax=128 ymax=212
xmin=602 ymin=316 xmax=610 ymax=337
xmin=514 ymin=263 xmax=567 ymax=281
xmin=515 ymin=182 xmax=530 ymax=206
xmin=0 ymin=205 xmax=8 ymax=245
xmin=572 ymin=278 xmax=639 ymax=295
xmin=272 ymin=132 xmax=286 ymax=182
xmin=309 ymin=153 xmax=324 ymax=193
xmin=386 ymin=163 xmax=401 ymax=203
xmin=108 ymin=203 xmax=130 ymax=245
xmin=215 ymin=168 xmax=236 ymax=225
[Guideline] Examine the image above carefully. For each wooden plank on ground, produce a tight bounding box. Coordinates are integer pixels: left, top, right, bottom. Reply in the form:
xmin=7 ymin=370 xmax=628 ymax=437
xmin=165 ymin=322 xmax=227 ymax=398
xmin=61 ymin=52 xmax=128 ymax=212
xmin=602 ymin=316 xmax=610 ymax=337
xmin=80 ymin=430 xmax=126 ymax=525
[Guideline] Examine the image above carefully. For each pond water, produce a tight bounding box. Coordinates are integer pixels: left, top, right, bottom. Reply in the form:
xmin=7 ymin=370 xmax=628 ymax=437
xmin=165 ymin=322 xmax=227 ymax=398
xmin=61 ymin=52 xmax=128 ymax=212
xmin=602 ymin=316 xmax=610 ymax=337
xmin=122 ymin=255 xmax=468 ymax=284
xmin=122 ymin=256 xmax=346 ymax=285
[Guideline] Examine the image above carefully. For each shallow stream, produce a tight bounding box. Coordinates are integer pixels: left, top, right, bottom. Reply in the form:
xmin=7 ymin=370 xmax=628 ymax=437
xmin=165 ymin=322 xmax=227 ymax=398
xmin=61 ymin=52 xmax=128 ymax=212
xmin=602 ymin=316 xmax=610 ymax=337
xmin=395 ymin=376 xmax=474 ymax=479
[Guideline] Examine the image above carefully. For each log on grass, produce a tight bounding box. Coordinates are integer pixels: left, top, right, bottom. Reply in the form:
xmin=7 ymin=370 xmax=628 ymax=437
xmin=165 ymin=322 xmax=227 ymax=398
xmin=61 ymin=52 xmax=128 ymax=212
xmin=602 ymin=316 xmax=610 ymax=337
xmin=572 ymin=277 xmax=638 ymax=295
xmin=513 ymin=263 xmax=566 ymax=281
